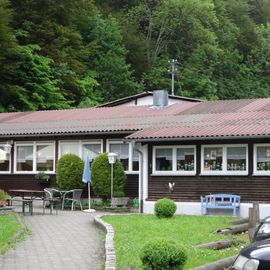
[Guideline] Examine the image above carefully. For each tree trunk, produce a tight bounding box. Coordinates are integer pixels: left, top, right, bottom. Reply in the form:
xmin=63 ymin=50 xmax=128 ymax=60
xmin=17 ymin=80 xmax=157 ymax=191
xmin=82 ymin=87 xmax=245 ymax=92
xmin=196 ymin=239 xmax=239 ymax=250
xmin=189 ymin=256 xmax=237 ymax=270
xmin=216 ymin=223 xmax=250 ymax=234
xmin=230 ymin=217 xmax=249 ymax=225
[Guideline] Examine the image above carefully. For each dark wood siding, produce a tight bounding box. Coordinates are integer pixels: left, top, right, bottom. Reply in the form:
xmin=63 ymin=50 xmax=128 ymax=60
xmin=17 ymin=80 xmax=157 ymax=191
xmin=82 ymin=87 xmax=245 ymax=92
xmin=124 ymin=174 xmax=139 ymax=198
xmin=147 ymin=138 xmax=270 ymax=203
xmin=148 ymin=175 xmax=270 ymax=203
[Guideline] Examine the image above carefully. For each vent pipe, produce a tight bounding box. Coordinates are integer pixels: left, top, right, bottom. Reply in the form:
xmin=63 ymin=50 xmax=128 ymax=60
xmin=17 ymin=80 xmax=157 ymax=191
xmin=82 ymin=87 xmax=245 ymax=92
xmin=153 ymin=90 xmax=168 ymax=108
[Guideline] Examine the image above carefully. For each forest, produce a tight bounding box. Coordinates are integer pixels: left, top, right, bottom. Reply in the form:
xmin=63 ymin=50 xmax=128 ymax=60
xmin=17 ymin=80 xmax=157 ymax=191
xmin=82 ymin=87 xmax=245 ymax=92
xmin=0 ymin=0 xmax=270 ymax=112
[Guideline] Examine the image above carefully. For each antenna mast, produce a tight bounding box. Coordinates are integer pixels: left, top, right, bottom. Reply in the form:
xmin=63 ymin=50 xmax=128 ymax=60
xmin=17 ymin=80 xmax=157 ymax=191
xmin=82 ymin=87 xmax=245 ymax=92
xmin=168 ymin=59 xmax=179 ymax=96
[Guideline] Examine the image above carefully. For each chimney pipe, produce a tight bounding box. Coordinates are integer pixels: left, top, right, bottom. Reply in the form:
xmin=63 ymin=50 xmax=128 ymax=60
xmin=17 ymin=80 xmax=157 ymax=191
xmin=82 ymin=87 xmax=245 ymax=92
xmin=153 ymin=90 xmax=168 ymax=108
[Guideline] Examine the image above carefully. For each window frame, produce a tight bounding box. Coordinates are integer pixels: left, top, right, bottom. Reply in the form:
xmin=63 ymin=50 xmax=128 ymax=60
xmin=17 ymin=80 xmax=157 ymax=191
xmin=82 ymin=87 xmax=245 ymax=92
xmin=201 ymin=144 xmax=248 ymax=176
xmin=253 ymin=144 xmax=270 ymax=176
xmin=106 ymin=140 xmax=139 ymax=174
xmin=58 ymin=140 xmax=103 ymax=162
xmin=152 ymin=145 xmax=196 ymax=176
xmin=0 ymin=143 xmax=11 ymax=174
xmin=14 ymin=141 xmax=55 ymax=174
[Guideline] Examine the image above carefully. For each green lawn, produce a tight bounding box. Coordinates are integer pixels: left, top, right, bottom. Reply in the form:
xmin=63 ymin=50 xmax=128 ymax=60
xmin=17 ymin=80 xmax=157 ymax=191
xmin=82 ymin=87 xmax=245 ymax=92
xmin=0 ymin=214 xmax=21 ymax=254
xmin=102 ymin=214 xmax=249 ymax=269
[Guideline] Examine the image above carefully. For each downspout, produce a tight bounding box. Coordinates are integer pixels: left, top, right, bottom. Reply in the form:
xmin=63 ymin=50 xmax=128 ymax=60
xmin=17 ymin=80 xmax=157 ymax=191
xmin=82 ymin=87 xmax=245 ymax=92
xmin=131 ymin=140 xmax=144 ymax=213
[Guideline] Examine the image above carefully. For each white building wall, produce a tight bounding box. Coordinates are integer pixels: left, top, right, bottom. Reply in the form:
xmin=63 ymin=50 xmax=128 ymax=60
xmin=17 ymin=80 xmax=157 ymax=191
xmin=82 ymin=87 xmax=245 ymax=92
xmin=143 ymin=201 xmax=270 ymax=220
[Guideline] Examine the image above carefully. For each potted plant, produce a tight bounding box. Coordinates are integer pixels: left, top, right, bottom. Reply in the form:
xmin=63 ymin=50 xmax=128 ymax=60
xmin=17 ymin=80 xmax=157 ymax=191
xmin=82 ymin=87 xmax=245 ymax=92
xmin=35 ymin=171 xmax=50 ymax=184
xmin=111 ymin=191 xmax=129 ymax=207
xmin=0 ymin=189 xmax=7 ymax=207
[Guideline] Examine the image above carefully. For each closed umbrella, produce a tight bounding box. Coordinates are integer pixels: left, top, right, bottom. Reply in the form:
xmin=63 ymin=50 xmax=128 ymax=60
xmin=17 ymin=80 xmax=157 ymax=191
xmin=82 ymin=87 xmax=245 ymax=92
xmin=82 ymin=156 xmax=95 ymax=213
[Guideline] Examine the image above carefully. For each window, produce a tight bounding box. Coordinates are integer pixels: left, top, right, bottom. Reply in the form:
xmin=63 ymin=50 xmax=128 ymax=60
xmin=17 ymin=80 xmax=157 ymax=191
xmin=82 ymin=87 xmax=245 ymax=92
xmin=36 ymin=144 xmax=54 ymax=171
xmin=156 ymin=148 xmax=173 ymax=171
xmin=254 ymin=144 xmax=270 ymax=175
xmin=153 ymin=146 xmax=196 ymax=175
xmin=15 ymin=142 xmax=55 ymax=173
xmin=82 ymin=143 xmax=101 ymax=161
xmin=60 ymin=141 xmax=80 ymax=156
xmin=59 ymin=140 xmax=102 ymax=161
xmin=177 ymin=148 xmax=195 ymax=171
xmin=107 ymin=140 xmax=139 ymax=172
xmin=0 ymin=145 xmax=11 ymax=173
xmin=201 ymin=145 xmax=248 ymax=175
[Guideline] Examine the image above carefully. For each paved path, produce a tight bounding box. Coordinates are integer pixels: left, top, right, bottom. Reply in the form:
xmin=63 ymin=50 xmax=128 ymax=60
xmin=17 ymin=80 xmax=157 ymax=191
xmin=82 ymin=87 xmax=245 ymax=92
xmin=0 ymin=203 xmax=105 ymax=270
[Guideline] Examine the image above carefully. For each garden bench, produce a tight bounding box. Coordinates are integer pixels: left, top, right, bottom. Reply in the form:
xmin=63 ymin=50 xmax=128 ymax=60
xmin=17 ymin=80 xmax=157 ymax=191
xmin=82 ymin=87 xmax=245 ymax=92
xmin=201 ymin=194 xmax=240 ymax=216
xmin=8 ymin=198 xmax=33 ymax=215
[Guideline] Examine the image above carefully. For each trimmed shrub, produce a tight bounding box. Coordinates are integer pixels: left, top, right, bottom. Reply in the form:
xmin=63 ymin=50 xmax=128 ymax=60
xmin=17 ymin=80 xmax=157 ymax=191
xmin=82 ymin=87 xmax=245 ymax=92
xmin=56 ymin=154 xmax=84 ymax=190
xmin=0 ymin=189 xmax=7 ymax=200
xmin=91 ymin=153 xmax=126 ymax=200
xmin=140 ymin=239 xmax=187 ymax=270
xmin=155 ymin=198 xmax=177 ymax=218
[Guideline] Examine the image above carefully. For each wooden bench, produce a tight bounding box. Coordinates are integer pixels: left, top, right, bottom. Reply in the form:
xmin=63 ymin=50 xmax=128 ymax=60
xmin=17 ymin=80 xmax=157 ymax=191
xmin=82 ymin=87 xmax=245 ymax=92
xmin=8 ymin=198 xmax=33 ymax=215
xmin=201 ymin=194 xmax=240 ymax=216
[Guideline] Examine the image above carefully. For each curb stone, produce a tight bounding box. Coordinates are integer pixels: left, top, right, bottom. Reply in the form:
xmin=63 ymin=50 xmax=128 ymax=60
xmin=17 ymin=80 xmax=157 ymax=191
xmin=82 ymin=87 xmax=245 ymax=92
xmin=94 ymin=214 xmax=116 ymax=270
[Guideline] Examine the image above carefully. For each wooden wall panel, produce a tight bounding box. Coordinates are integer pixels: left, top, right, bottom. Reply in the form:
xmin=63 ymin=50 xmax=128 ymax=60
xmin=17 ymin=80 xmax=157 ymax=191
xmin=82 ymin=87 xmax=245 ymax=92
xmin=148 ymin=175 xmax=270 ymax=202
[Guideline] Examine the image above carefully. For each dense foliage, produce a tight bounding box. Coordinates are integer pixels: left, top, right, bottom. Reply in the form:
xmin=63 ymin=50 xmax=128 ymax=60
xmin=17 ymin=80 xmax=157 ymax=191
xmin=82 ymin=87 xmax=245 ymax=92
xmin=1 ymin=0 xmax=270 ymax=112
xmin=140 ymin=239 xmax=187 ymax=270
xmin=56 ymin=154 xmax=84 ymax=190
xmin=155 ymin=198 xmax=177 ymax=218
xmin=0 ymin=189 xmax=7 ymax=200
xmin=91 ymin=153 xmax=127 ymax=200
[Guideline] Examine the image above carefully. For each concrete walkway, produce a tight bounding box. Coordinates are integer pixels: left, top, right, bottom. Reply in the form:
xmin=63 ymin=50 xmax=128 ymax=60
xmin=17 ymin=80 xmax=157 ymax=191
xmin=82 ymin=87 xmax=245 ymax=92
xmin=0 ymin=203 xmax=105 ymax=270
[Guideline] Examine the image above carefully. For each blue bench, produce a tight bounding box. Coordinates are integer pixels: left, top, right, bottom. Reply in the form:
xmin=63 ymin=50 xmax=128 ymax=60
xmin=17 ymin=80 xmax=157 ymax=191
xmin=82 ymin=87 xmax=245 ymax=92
xmin=201 ymin=194 xmax=240 ymax=216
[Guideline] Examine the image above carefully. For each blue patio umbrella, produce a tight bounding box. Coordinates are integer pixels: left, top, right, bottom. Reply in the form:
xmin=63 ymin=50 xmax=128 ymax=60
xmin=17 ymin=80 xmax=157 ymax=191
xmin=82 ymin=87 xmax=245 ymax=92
xmin=82 ymin=155 xmax=91 ymax=184
xmin=82 ymin=156 xmax=95 ymax=212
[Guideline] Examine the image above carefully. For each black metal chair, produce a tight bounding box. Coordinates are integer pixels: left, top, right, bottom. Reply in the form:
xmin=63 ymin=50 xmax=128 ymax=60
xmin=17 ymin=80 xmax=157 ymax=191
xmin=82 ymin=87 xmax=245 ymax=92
xmin=62 ymin=189 xmax=83 ymax=211
xmin=43 ymin=188 xmax=61 ymax=214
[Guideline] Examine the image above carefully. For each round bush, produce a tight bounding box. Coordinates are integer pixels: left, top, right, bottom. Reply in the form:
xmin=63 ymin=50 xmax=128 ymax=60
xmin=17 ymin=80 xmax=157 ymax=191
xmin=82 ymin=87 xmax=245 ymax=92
xmin=155 ymin=198 xmax=177 ymax=218
xmin=91 ymin=153 xmax=126 ymax=200
xmin=140 ymin=239 xmax=187 ymax=270
xmin=56 ymin=154 xmax=84 ymax=190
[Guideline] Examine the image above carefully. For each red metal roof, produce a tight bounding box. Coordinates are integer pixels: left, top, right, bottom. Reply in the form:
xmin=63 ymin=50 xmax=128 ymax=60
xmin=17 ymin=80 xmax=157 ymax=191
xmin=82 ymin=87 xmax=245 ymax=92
xmin=1 ymin=97 xmax=270 ymax=140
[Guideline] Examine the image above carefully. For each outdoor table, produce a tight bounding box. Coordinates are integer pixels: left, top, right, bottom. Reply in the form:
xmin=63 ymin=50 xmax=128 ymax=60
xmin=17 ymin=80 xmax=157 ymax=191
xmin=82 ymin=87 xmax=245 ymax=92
xmin=8 ymin=189 xmax=45 ymax=215
xmin=51 ymin=188 xmax=67 ymax=199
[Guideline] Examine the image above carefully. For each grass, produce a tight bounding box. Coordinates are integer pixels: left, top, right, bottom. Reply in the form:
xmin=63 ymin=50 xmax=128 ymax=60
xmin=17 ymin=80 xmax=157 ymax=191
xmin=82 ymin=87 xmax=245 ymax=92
xmin=0 ymin=213 xmax=22 ymax=254
xmin=102 ymin=214 xmax=249 ymax=269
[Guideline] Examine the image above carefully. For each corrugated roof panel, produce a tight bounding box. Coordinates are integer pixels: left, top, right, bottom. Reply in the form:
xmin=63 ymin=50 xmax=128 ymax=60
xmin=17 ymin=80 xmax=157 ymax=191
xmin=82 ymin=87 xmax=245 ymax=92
xmin=2 ymin=97 xmax=270 ymax=139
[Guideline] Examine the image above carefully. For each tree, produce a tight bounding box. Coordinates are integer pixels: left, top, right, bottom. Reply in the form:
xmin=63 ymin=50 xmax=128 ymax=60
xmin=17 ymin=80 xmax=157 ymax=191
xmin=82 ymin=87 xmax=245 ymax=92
xmin=91 ymin=153 xmax=126 ymax=200
xmin=86 ymin=16 xmax=142 ymax=101
xmin=56 ymin=154 xmax=84 ymax=190
xmin=10 ymin=0 xmax=99 ymax=107
xmin=0 ymin=0 xmax=22 ymax=112
xmin=14 ymin=44 xmax=69 ymax=110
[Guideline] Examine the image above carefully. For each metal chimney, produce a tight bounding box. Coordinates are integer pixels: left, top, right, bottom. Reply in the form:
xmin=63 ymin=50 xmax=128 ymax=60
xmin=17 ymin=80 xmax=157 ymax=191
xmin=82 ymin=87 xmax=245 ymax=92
xmin=153 ymin=90 xmax=168 ymax=108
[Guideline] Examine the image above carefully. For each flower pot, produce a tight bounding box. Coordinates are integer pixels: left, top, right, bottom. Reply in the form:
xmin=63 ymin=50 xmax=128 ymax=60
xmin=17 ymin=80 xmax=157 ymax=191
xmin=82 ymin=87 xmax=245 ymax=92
xmin=111 ymin=197 xmax=129 ymax=207
xmin=36 ymin=178 xmax=50 ymax=184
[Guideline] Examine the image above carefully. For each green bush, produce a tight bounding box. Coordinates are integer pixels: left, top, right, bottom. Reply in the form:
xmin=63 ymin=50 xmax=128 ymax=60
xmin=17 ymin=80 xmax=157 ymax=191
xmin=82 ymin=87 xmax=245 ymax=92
xmin=113 ymin=191 xmax=125 ymax=197
xmin=91 ymin=153 xmax=126 ymax=200
xmin=140 ymin=239 xmax=187 ymax=270
xmin=155 ymin=198 xmax=177 ymax=218
xmin=0 ymin=189 xmax=7 ymax=200
xmin=56 ymin=154 xmax=84 ymax=190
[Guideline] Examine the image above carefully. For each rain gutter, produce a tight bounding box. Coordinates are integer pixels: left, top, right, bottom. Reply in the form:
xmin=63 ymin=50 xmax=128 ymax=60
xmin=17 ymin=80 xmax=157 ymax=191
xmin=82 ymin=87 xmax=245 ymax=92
xmin=131 ymin=140 xmax=144 ymax=214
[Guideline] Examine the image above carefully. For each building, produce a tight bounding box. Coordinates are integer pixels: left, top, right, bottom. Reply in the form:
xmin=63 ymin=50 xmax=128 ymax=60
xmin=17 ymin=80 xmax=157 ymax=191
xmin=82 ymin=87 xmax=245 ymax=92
xmin=1 ymin=91 xmax=270 ymax=217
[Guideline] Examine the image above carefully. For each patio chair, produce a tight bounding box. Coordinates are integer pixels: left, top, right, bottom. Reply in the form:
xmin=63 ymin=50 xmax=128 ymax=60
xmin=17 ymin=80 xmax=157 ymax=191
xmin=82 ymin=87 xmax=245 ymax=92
xmin=62 ymin=189 xmax=83 ymax=211
xmin=43 ymin=188 xmax=61 ymax=215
